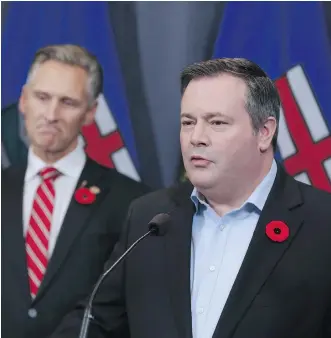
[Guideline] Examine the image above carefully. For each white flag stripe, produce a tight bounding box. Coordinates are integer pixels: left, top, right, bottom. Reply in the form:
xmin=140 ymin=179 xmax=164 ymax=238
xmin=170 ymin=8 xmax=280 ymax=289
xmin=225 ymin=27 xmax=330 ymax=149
xmin=27 ymin=227 xmax=48 ymax=258
xmin=324 ymin=158 xmax=331 ymax=183
xmin=41 ymin=183 xmax=54 ymax=205
xmin=294 ymin=172 xmax=311 ymax=185
xmin=26 ymin=244 xmax=46 ymax=274
xmin=277 ymin=106 xmax=297 ymax=159
xmin=112 ymin=148 xmax=140 ymax=182
xmin=95 ymin=94 xmax=117 ymax=135
xmin=28 ymin=268 xmax=41 ymax=288
xmin=287 ymin=65 xmax=329 ymax=142
xmin=31 ymin=209 xmax=50 ymax=241
xmin=36 ymin=195 xmax=52 ymax=220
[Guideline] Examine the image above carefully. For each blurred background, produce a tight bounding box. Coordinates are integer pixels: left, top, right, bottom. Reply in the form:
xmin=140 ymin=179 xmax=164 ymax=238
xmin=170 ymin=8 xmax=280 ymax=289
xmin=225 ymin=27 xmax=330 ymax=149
xmin=2 ymin=1 xmax=331 ymax=192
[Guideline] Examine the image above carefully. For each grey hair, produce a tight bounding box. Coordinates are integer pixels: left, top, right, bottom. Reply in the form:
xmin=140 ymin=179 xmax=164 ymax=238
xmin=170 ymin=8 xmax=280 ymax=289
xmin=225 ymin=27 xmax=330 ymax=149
xmin=26 ymin=44 xmax=103 ymax=106
xmin=180 ymin=58 xmax=280 ymax=150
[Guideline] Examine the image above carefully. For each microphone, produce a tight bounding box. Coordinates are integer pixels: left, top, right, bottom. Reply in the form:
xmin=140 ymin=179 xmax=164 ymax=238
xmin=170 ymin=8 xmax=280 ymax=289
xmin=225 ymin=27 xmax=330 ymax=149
xmin=78 ymin=213 xmax=171 ymax=338
xmin=148 ymin=213 xmax=170 ymax=236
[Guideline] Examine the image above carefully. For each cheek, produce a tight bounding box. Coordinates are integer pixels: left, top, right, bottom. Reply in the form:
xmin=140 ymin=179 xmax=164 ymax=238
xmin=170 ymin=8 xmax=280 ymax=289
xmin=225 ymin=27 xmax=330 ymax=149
xmin=180 ymin=132 xmax=189 ymax=149
xmin=63 ymin=116 xmax=85 ymax=133
xmin=213 ymin=130 xmax=254 ymax=156
xmin=231 ymin=134 xmax=259 ymax=159
xmin=24 ymin=101 xmax=43 ymax=120
xmin=24 ymin=112 xmax=39 ymax=128
xmin=26 ymin=98 xmax=41 ymax=113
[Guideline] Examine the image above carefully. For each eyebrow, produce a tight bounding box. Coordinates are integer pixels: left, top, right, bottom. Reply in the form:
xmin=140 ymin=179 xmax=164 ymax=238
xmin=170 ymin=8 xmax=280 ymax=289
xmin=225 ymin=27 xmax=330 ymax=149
xmin=32 ymin=89 xmax=49 ymax=95
xmin=181 ymin=112 xmax=234 ymax=122
xmin=33 ymin=89 xmax=82 ymax=103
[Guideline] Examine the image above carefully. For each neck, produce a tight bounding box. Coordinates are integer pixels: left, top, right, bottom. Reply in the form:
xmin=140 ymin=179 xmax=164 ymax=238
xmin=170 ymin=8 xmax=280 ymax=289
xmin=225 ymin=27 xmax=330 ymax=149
xmin=199 ymin=158 xmax=274 ymax=217
xmin=32 ymin=140 xmax=78 ymax=165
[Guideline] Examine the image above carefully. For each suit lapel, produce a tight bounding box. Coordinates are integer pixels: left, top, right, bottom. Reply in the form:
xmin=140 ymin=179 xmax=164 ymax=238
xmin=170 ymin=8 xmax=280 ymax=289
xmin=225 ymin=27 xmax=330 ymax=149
xmin=213 ymin=166 xmax=304 ymax=338
xmin=165 ymin=182 xmax=195 ymax=338
xmin=2 ymin=166 xmax=31 ymax=302
xmin=35 ymin=159 xmax=109 ymax=301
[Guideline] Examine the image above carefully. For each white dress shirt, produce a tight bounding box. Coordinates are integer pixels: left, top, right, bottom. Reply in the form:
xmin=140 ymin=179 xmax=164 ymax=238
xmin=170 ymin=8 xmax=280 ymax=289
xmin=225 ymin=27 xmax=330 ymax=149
xmin=190 ymin=160 xmax=277 ymax=338
xmin=23 ymin=144 xmax=86 ymax=258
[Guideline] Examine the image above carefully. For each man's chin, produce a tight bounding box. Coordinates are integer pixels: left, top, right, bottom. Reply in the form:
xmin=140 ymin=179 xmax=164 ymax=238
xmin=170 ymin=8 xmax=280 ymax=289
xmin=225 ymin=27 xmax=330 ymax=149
xmin=186 ymin=173 xmax=215 ymax=190
xmin=33 ymin=142 xmax=64 ymax=155
xmin=37 ymin=143 xmax=58 ymax=151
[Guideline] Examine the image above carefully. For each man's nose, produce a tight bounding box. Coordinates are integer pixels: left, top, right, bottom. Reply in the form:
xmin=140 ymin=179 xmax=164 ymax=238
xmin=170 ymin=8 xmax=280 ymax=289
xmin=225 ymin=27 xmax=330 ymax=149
xmin=44 ymin=100 xmax=60 ymax=121
xmin=190 ymin=123 xmax=209 ymax=146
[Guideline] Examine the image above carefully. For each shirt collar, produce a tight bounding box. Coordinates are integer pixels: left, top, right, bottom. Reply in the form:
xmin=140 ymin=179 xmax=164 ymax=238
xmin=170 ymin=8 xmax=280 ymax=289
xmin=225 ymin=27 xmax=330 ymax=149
xmin=191 ymin=159 xmax=278 ymax=213
xmin=25 ymin=143 xmax=86 ymax=182
xmin=245 ymin=159 xmax=277 ymax=211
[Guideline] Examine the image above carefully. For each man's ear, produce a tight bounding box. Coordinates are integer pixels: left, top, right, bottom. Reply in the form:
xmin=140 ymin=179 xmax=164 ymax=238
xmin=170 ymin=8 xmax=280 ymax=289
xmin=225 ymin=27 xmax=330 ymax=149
xmin=258 ymin=117 xmax=277 ymax=153
xmin=83 ymin=101 xmax=98 ymax=126
xmin=18 ymin=85 xmax=28 ymax=117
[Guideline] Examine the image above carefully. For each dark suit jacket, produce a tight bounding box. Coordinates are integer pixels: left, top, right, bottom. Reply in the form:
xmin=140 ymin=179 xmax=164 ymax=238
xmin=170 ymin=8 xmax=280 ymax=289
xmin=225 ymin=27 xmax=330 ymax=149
xmin=1 ymin=158 xmax=150 ymax=338
xmin=51 ymin=164 xmax=331 ymax=338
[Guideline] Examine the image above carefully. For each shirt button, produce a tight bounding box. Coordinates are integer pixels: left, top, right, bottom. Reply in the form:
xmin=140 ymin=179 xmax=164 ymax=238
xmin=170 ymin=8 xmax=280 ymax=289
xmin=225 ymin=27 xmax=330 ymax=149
xmin=28 ymin=308 xmax=37 ymax=318
xmin=209 ymin=265 xmax=216 ymax=272
xmin=220 ymin=224 xmax=226 ymax=231
xmin=197 ymin=307 xmax=204 ymax=314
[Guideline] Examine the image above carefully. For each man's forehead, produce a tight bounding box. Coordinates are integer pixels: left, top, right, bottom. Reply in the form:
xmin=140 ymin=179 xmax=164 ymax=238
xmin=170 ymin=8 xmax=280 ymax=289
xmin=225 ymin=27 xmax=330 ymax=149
xmin=182 ymin=74 xmax=246 ymax=100
xmin=180 ymin=76 xmax=248 ymax=120
xmin=183 ymin=74 xmax=247 ymax=97
xmin=30 ymin=85 xmax=82 ymax=100
xmin=28 ymin=62 xmax=87 ymax=98
xmin=30 ymin=60 xmax=88 ymax=83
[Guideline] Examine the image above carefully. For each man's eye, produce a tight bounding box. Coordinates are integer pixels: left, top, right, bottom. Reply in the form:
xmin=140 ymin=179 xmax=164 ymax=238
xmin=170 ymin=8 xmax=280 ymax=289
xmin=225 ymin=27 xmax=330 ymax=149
xmin=211 ymin=120 xmax=227 ymax=125
xmin=36 ymin=93 xmax=48 ymax=101
xmin=62 ymin=99 xmax=78 ymax=107
xmin=63 ymin=99 xmax=74 ymax=106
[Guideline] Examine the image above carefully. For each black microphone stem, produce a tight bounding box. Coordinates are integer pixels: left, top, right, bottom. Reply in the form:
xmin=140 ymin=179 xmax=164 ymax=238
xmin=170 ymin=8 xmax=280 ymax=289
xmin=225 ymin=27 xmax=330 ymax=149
xmin=78 ymin=229 xmax=153 ymax=338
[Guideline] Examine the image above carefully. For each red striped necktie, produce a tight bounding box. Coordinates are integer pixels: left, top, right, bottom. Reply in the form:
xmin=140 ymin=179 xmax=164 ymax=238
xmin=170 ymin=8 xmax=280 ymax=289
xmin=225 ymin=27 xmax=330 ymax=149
xmin=25 ymin=167 xmax=61 ymax=299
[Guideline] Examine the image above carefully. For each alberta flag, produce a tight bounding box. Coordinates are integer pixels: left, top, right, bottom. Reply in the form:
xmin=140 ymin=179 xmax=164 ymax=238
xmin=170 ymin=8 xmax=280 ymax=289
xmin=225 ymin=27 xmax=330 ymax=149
xmin=1 ymin=2 xmax=140 ymax=181
xmin=213 ymin=2 xmax=331 ymax=192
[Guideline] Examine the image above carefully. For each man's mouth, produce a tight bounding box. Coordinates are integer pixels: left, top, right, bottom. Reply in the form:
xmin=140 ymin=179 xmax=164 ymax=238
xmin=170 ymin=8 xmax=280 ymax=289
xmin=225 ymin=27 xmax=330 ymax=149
xmin=190 ymin=155 xmax=211 ymax=166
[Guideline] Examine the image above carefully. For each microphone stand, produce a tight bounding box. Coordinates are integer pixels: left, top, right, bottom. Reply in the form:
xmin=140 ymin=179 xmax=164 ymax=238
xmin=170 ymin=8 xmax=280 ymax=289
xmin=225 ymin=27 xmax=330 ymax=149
xmin=78 ymin=229 xmax=153 ymax=338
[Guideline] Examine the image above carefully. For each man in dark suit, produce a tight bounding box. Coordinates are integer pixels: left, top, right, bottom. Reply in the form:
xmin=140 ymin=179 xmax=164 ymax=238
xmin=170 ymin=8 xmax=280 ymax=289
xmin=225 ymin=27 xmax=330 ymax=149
xmin=1 ymin=44 xmax=150 ymax=338
xmin=51 ymin=58 xmax=331 ymax=338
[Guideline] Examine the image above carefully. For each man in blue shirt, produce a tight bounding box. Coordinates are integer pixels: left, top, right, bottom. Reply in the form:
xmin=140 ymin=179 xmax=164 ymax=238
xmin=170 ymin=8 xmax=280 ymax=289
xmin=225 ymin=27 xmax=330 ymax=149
xmin=52 ymin=58 xmax=331 ymax=338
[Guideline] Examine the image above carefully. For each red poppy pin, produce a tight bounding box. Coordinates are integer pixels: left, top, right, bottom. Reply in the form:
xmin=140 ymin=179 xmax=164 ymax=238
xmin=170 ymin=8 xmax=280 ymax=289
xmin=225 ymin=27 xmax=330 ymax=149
xmin=265 ymin=221 xmax=289 ymax=242
xmin=74 ymin=180 xmax=100 ymax=205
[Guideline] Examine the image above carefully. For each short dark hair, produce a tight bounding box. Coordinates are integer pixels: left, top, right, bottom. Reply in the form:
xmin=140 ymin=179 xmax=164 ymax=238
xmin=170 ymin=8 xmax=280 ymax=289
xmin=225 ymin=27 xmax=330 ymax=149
xmin=180 ymin=58 xmax=280 ymax=150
